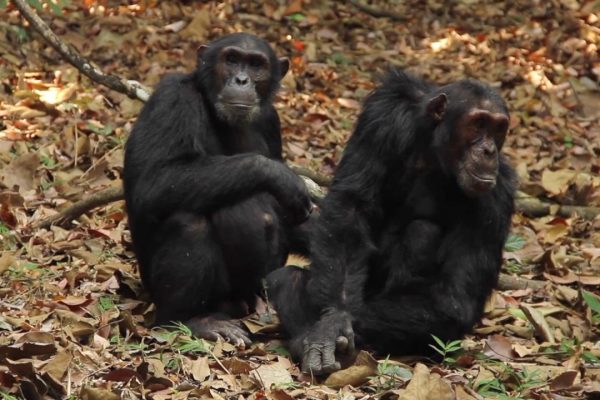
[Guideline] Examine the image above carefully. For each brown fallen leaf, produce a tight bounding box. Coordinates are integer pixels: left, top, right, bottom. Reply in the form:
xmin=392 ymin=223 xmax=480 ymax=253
xmin=0 ymin=152 xmax=40 ymax=193
xmin=550 ymin=370 xmax=579 ymax=391
xmin=80 ymin=386 xmax=120 ymax=400
xmin=251 ymin=363 xmax=293 ymax=390
xmin=541 ymin=169 xmax=576 ymax=195
xmin=42 ymin=350 xmax=73 ymax=381
xmin=483 ymin=335 xmax=515 ymax=360
xmin=179 ymin=8 xmax=211 ymax=40
xmin=397 ymin=363 xmax=454 ymax=400
xmin=189 ymin=356 xmax=211 ymax=382
xmin=0 ymin=251 xmax=16 ymax=275
xmin=324 ymin=365 xmax=375 ymax=388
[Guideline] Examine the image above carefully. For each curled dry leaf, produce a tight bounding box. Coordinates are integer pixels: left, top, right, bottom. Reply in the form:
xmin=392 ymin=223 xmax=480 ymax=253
xmin=483 ymin=334 xmax=515 ymax=360
xmin=397 ymin=363 xmax=454 ymax=400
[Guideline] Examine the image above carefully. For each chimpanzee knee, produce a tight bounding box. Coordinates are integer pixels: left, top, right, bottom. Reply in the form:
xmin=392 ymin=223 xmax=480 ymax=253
xmin=150 ymin=213 xmax=229 ymax=325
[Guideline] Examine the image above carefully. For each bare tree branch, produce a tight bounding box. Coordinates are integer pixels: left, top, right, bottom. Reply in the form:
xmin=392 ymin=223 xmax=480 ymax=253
xmin=515 ymin=191 xmax=600 ymax=220
xmin=16 ymin=2 xmax=599 ymax=228
xmin=33 ymin=186 xmax=124 ymax=230
xmin=13 ymin=0 xmax=151 ymax=102
xmin=33 ymin=169 xmax=327 ymax=230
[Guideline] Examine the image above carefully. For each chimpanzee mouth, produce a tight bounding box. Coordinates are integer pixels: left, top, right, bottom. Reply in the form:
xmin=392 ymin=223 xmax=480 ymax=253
xmin=225 ymin=102 xmax=255 ymax=109
xmin=469 ymin=171 xmax=496 ymax=184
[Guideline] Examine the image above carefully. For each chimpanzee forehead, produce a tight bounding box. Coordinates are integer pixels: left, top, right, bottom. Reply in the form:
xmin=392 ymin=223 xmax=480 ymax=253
xmin=443 ymin=80 xmax=508 ymax=114
xmin=210 ymin=33 xmax=274 ymax=56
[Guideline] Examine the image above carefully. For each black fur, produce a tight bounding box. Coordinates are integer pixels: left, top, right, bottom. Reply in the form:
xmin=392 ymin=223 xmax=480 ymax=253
xmin=267 ymin=69 xmax=516 ymax=374
xmin=124 ymin=33 xmax=311 ymax=344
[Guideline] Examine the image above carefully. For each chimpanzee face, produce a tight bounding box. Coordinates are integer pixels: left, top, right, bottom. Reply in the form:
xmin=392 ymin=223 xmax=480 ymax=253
xmin=452 ymin=107 xmax=508 ymax=195
xmin=198 ymin=38 xmax=289 ymax=125
xmin=426 ymin=86 xmax=510 ymax=197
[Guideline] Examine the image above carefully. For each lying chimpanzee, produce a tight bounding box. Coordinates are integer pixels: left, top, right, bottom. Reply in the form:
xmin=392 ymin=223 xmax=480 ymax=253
xmin=267 ymin=69 xmax=516 ymax=374
xmin=124 ymin=33 xmax=312 ymax=347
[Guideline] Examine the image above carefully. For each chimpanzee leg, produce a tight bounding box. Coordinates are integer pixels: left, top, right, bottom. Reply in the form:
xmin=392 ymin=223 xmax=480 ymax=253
xmin=355 ymin=294 xmax=463 ymax=356
xmin=149 ymin=212 xmax=250 ymax=346
xmin=211 ymin=194 xmax=287 ymax=307
xmin=266 ymin=266 xmax=318 ymax=356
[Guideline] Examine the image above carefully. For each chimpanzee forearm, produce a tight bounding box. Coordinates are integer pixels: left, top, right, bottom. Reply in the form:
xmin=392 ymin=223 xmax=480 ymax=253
xmin=306 ymin=193 xmax=376 ymax=315
xmin=129 ymin=154 xmax=308 ymax=219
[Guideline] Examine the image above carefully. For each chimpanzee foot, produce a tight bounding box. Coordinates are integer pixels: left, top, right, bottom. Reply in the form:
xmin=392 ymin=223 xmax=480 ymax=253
xmin=186 ymin=315 xmax=251 ymax=348
xmin=301 ymin=311 xmax=356 ymax=375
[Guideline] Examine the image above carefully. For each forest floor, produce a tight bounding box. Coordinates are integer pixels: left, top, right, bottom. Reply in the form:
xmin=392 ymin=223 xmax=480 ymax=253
xmin=0 ymin=1 xmax=599 ymax=399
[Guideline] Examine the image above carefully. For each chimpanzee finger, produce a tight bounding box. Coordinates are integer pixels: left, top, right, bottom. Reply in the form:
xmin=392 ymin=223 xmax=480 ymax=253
xmin=335 ymin=336 xmax=349 ymax=353
xmin=302 ymin=344 xmax=324 ymax=375
xmin=321 ymin=342 xmax=341 ymax=374
xmin=342 ymin=323 xmax=355 ymax=354
xmin=217 ymin=324 xmax=251 ymax=347
xmin=322 ymin=361 xmax=341 ymax=374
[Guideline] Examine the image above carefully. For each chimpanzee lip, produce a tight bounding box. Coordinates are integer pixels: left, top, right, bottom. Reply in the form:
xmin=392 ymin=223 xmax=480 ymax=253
xmin=225 ymin=102 xmax=255 ymax=108
xmin=469 ymin=171 xmax=496 ymax=183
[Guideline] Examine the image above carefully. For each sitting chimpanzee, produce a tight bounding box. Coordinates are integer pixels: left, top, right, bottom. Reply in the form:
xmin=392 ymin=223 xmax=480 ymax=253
xmin=123 ymin=33 xmax=312 ymax=347
xmin=267 ymin=69 xmax=516 ymax=374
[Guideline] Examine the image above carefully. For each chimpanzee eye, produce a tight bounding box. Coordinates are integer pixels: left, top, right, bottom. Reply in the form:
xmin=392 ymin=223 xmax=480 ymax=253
xmin=474 ymin=117 xmax=486 ymax=130
xmin=248 ymin=57 xmax=265 ymax=68
xmin=225 ymin=53 xmax=239 ymax=65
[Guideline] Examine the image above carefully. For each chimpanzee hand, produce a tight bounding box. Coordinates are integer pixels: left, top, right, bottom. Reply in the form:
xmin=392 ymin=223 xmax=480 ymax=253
xmin=271 ymin=165 xmax=313 ymax=224
xmin=186 ymin=315 xmax=252 ymax=348
xmin=301 ymin=310 xmax=355 ymax=375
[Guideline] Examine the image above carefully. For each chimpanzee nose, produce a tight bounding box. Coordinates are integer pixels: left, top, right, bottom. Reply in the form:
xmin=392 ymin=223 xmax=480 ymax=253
xmin=483 ymin=142 xmax=496 ymax=157
xmin=235 ymin=74 xmax=249 ymax=86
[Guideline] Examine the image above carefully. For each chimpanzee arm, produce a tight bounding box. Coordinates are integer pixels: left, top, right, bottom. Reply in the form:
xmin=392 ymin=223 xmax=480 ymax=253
xmin=298 ymin=93 xmax=424 ymax=374
xmin=124 ymin=74 xmax=310 ymax=222
xmin=359 ymin=229 xmax=505 ymax=351
xmin=131 ymin=154 xmax=309 ymax=219
xmin=359 ymin=176 xmax=514 ymax=352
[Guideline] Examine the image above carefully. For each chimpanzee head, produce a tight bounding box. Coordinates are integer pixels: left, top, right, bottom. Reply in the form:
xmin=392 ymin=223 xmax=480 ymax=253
xmin=196 ymin=33 xmax=289 ymax=125
xmin=426 ymin=80 xmax=510 ymax=196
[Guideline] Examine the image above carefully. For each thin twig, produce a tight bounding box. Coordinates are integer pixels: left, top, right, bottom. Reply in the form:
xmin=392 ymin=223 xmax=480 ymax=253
xmin=12 ymin=0 xmax=150 ymax=102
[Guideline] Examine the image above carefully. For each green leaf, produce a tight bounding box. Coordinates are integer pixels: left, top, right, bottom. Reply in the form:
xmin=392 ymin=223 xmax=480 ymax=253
xmin=0 ymin=0 xmax=8 ymax=9
xmin=330 ymin=52 xmax=351 ymax=65
xmin=431 ymin=334 xmax=446 ymax=349
xmin=504 ymin=234 xmax=526 ymax=252
xmin=48 ymin=1 xmax=64 ymax=15
xmin=287 ymin=12 xmax=305 ymax=22
xmin=27 ymin=0 xmax=43 ymax=11
xmin=582 ymin=290 xmax=600 ymax=314
xmin=428 ymin=344 xmax=445 ymax=356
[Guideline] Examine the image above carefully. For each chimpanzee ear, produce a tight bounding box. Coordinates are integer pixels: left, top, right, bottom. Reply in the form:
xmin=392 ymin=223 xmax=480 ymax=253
xmin=427 ymin=93 xmax=447 ymax=122
xmin=197 ymin=45 xmax=209 ymax=59
xmin=278 ymin=57 xmax=290 ymax=80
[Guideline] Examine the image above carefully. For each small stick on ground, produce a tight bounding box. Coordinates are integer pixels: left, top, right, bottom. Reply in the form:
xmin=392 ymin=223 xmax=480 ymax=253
xmin=497 ymin=273 xmax=546 ymax=291
xmin=33 ymin=186 xmax=124 ymax=230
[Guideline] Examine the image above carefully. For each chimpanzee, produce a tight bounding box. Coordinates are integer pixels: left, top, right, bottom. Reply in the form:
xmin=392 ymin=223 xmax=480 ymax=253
xmin=267 ymin=69 xmax=516 ymax=374
xmin=123 ymin=33 xmax=312 ymax=347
